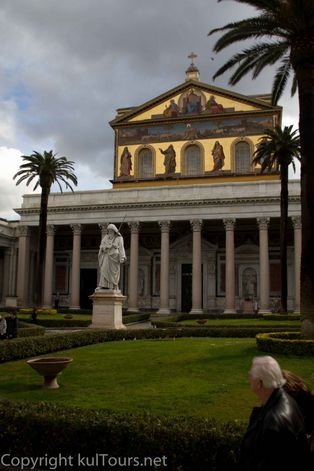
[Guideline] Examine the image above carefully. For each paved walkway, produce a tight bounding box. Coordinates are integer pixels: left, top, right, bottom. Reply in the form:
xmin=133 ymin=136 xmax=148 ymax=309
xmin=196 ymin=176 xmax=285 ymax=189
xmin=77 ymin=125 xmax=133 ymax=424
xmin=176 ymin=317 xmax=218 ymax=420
xmin=45 ymin=319 xmax=153 ymax=335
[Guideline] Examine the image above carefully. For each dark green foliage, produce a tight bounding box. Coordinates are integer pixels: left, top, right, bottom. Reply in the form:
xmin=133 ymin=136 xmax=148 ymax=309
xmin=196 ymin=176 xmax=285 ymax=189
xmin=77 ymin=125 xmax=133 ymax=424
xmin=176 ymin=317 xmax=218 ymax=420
xmin=18 ymin=322 xmax=45 ymax=338
xmin=21 ymin=313 xmax=149 ymax=328
xmin=56 ymin=309 xmax=92 ymax=314
xmin=256 ymin=332 xmax=314 ymax=355
xmin=263 ymin=314 xmax=300 ymax=321
xmin=0 ymin=399 xmax=246 ymax=471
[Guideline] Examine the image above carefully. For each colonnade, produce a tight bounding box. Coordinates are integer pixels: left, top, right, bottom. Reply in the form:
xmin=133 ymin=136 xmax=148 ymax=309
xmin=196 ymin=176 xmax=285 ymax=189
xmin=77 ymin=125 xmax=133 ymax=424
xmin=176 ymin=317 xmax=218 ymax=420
xmin=13 ymin=216 xmax=302 ymax=312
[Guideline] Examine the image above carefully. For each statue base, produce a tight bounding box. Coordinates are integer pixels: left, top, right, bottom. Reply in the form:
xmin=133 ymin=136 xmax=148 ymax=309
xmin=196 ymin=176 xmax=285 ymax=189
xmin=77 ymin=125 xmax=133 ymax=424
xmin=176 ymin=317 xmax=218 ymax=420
xmin=88 ymin=289 xmax=127 ymax=330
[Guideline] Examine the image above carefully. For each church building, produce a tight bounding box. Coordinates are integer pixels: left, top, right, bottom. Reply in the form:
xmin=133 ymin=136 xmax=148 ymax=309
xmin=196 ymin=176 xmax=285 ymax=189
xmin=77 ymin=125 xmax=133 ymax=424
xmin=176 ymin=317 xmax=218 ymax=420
xmin=0 ymin=56 xmax=301 ymax=314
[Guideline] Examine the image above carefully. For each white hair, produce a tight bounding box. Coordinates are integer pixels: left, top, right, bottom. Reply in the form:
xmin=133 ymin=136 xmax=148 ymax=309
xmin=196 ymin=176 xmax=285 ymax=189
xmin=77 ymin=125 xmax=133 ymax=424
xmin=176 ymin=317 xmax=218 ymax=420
xmin=251 ymin=356 xmax=286 ymax=389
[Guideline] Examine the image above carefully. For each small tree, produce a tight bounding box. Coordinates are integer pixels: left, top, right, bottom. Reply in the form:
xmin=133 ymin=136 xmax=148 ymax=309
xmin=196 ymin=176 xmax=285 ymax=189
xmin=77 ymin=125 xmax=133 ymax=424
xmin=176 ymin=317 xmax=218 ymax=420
xmin=14 ymin=150 xmax=78 ymax=308
xmin=252 ymin=125 xmax=300 ymax=314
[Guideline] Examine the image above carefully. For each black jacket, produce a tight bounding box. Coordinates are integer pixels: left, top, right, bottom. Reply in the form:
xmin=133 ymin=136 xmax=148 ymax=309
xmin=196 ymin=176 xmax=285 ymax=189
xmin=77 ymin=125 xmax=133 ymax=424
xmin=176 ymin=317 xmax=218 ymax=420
xmin=241 ymin=388 xmax=313 ymax=471
xmin=7 ymin=317 xmax=19 ymax=337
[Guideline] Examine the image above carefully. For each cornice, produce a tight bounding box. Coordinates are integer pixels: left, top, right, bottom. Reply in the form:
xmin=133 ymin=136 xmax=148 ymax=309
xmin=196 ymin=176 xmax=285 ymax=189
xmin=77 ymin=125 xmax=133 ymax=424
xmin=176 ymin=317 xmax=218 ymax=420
xmin=14 ymin=195 xmax=300 ymax=216
xmin=111 ymin=108 xmax=281 ymax=130
xmin=110 ymin=80 xmax=281 ymax=127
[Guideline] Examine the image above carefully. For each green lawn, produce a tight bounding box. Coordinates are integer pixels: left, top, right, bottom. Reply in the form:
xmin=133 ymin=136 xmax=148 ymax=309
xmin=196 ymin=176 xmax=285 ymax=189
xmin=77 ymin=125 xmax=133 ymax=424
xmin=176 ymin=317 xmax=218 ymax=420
xmin=0 ymin=338 xmax=312 ymax=422
xmin=178 ymin=318 xmax=300 ymax=326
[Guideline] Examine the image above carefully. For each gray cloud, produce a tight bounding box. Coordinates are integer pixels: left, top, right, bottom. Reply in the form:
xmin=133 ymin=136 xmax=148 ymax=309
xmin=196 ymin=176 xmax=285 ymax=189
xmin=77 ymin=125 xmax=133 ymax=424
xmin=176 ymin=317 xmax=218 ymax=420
xmin=0 ymin=0 xmax=299 ymax=219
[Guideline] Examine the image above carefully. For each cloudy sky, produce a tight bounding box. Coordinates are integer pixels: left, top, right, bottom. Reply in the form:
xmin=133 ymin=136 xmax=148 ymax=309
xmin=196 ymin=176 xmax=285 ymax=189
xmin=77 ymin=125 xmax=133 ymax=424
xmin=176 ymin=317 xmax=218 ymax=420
xmin=0 ymin=0 xmax=300 ymax=220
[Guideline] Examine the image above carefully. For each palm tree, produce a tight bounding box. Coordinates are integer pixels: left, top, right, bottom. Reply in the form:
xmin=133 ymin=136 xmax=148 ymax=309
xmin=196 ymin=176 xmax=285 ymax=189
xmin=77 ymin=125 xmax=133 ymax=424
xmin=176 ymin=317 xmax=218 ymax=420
xmin=252 ymin=125 xmax=300 ymax=315
xmin=13 ymin=150 xmax=78 ymax=308
xmin=209 ymin=0 xmax=314 ymax=338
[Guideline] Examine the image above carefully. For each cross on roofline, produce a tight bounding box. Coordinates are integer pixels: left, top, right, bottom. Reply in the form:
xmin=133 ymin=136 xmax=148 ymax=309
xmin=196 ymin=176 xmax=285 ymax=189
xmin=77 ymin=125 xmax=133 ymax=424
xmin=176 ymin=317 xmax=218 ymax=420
xmin=188 ymin=52 xmax=197 ymax=65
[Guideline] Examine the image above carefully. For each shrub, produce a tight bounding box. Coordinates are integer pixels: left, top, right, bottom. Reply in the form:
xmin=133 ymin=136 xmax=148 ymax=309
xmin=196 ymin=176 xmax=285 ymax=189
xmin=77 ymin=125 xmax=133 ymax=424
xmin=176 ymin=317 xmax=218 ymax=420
xmin=0 ymin=399 xmax=246 ymax=471
xmin=256 ymin=331 xmax=314 ymax=355
xmin=18 ymin=322 xmax=45 ymax=338
xmin=263 ymin=314 xmax=300 ymax=321
xmin=19 ymin=309 xmax=57 ymax=315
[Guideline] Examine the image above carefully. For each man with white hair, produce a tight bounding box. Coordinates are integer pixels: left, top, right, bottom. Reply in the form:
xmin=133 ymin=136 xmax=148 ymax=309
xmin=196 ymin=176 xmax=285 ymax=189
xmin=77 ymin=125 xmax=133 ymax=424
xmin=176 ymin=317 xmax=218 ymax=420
xmin=241 ymin=356 xmax=313 ymax=471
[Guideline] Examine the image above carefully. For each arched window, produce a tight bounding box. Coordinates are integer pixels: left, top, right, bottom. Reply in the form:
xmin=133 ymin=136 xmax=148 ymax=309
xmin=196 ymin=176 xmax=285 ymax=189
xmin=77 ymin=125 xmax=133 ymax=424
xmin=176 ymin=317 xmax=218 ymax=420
xmin=185 ymin=145 xmax=201 ymax=176
xmin=138 ymin=148 xmax=153 ymax=178
xmin=235 ymin=141 xmax=251 ymax=173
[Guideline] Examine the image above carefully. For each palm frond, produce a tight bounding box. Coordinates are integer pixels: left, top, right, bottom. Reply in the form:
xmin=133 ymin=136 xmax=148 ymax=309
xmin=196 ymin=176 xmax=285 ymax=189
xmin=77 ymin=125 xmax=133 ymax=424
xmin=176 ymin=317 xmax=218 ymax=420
xmin=291 ymin=72 xmax=298 ymax=97
xmin=210 ymin=17 xmax=285 ymax=52
xmin=272 ymin=57 xmax=292 ymax=105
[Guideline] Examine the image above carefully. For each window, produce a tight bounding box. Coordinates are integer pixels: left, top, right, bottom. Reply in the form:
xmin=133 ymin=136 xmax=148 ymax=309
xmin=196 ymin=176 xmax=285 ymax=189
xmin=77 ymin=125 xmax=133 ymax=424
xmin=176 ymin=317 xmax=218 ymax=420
xmin=235 ymin=142 xmax=251 ymax=173
xmin=138 ymin=148 xmax=153 ymax=178
xmin=185 ymin=145 xmax=201 ymax=176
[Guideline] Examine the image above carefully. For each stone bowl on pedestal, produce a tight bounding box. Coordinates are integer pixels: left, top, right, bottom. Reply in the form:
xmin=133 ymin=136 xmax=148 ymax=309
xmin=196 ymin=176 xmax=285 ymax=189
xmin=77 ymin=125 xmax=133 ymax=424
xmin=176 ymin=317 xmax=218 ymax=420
xmin=162 ymin=328 xmax=182 ymax=340
xmin=62 ymin=314 xmax=74 ymax=319
xmin=195 ymin=319 xmax=208 ymax=325
xmin=27 ymin=357 xmax=73 ymax=389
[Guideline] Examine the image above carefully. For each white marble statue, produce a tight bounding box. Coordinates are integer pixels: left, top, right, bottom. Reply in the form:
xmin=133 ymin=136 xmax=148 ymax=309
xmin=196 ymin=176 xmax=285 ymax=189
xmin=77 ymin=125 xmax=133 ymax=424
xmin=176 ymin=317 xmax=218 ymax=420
xmin=98 ymin=224 xmax=126 ymax=289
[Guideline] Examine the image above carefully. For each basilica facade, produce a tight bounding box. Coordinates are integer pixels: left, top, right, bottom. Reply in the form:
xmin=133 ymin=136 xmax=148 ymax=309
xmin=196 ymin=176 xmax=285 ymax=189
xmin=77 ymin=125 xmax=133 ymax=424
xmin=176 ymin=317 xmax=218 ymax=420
xmin=0 ymin=61 xmax=301 ymax=314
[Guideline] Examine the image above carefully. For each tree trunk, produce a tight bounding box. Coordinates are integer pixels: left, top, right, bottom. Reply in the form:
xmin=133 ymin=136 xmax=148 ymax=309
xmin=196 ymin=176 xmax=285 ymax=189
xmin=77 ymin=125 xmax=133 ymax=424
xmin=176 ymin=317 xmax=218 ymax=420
xmin=280 ymin=163 xmax=288 ymax=315
xmin=34 ymin=185 xmax=50 ymax=309
xmin=297 ymin=63 xmax=314 ymax=339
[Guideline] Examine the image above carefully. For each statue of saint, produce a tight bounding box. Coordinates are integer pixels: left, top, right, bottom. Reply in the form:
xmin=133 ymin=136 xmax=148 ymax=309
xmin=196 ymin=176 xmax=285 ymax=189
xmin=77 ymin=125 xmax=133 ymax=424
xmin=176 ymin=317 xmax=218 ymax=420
xmin=98 ymin=224 xmax=126 ymax=289
xmin=159 ymin=144 xmax=176 ymax=174
xmin=211 ymin=141 xmax=225 ymax=171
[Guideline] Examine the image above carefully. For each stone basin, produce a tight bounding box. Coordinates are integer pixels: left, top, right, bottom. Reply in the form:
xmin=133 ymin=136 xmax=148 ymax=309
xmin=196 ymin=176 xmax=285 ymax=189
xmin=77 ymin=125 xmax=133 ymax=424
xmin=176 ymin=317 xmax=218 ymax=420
xmin=62 ymin=314 xmax=74 ymax=319
xmin=195 ymin=319 xmax=208 ymax=325
xmin=27 ymin=357 xmax=73 ymax=389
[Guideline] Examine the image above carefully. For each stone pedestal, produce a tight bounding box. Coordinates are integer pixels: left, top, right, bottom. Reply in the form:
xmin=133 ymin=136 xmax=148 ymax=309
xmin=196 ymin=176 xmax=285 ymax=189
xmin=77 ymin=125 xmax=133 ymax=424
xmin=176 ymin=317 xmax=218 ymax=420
xmin=5 ymin=295 xmax=18 ymax=308
xmin=88 ymin=289 xmax=127 ymax=330
xmin=243 ymin=300 xmax=254 ymax=314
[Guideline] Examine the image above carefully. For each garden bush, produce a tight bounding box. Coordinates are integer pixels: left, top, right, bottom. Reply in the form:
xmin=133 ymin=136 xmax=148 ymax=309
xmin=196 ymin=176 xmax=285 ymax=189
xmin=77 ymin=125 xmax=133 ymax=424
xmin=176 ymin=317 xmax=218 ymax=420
xmin=262 ymin=314 xmax=300 ymax=321
xmin=18 ymin=322 xmax=45 ymax=338
xmin=19 ymin=309 xmax=57 ymax=315
xmin=0 ymin=399 xmax=246 ymax=471
xmin=256 ymin=331 xmax=314 ymax=355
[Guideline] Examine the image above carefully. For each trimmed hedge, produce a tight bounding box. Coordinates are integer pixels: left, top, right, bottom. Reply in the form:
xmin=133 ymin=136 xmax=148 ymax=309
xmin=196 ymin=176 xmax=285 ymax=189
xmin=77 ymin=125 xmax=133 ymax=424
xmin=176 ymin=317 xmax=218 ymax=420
xmin=18 ymin=321 xmax=45 ymax=338
xmin=20 ymin=309 xmax=57 ymax=315
xmin=164 ymin=313 xmax=263 ymax=322
xmin=122 ymin=313 xmax=150 ymax=324
xmin=256 ymin=331 xmax=314 ymax=355
xmin=263 ymin=314 xmax=300 ymax=321
xmin=0 ymin=399 xmax=246 ymax=471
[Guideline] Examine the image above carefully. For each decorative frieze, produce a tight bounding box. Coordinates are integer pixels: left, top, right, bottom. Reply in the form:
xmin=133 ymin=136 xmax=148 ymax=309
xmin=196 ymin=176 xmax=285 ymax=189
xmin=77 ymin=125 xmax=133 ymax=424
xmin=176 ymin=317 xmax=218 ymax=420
xmin=190 ymin=219 xmax=203 ymax=232
xmin=291 ymin=216 xmax=301 ymax=230
xmin=223 ymin=218 xmax=236 ymax=231
xmin=257 ymin=217 xmax=270 ymax=230
xmin=158 ymin=220 xmax=171 ymax=232
xmin=81 ymin=253 xmax=98 ymax=263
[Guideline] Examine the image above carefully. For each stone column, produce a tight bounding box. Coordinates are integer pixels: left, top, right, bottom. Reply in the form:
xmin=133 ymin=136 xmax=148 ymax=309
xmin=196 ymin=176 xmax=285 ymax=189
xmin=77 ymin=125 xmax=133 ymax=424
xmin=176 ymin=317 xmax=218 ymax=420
xmin=190 ymin=219 xmax=203 ymax=314
xmin=7 ymin=247 xmax=18 ymax=297
xmin=28 ymin=249 xmax=37 ymax=305
xmin=70 ymin=224 xmax=83 ymax=310
xmin=292 ymin=216 xmax=301 ymax=313
xmin=16 ymin=226 xmax=32 ymax=306
xmin=223 ymin=219 xmax=237 ymax=314
xmin=98 ymin=223 xmax=108 ymax=240
xmin=127 ymin=222 xmax=141 ymax=312
xmin=157 ymin=220 xmax=171 ymax=315
xmin=2 ymin=248 xmax=11 ymax=301
xmin=257 ymin=217 xmax=271 ymax=314
xmin=43 ymin=225 xmax=57 ymax=309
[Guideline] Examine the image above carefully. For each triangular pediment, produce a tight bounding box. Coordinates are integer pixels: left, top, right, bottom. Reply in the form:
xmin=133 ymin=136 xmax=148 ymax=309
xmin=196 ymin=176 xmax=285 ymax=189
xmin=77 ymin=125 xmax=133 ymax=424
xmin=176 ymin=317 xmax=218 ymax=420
xmin=110 ymin=80 xmax=280 ymax=127
xmin=170 ymin=232 xmax=218 ymax=252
